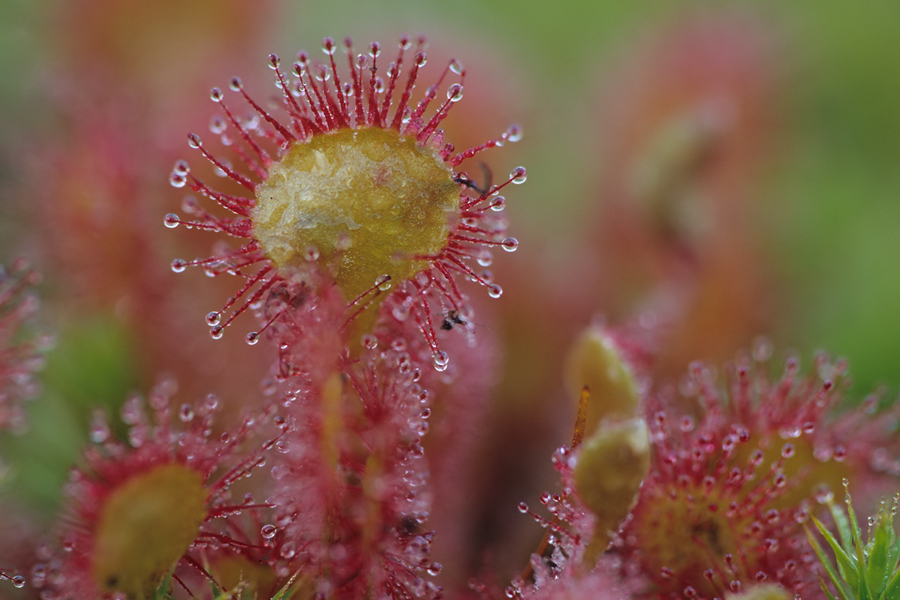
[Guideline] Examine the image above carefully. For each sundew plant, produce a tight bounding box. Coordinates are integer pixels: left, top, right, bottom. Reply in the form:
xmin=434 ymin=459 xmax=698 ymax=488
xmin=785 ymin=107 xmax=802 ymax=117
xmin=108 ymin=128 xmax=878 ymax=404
xmin=1 ymin=2 xmax=900 ymax=600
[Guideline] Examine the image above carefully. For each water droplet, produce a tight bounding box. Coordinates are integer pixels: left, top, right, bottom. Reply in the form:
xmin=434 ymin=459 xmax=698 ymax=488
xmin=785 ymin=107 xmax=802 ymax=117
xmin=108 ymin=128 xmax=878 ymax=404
xmin=356 ymin=54 xmax=368 ymax=69
xmin=504 ymin=124 xmax=523 ymax=142
xmin=172 ymin=160 xmax=190 ymax=176
xmin=204 ymin=394 xmax=220 ymax=411
xmin=834 ymin=445 xmax=847 ymax=461
xmin=268 ymin=54 xmax=281 ymax=69
xmin=322 ymin=38 xmax=336 ymax=56
xmin=375 ymin=274 xmax=391 ymax=291
xmin=305 ymin=246 xmax=319 ymax=262
xmin=169 ymin=172 xmax=187 ymax=188
xmin=362 ymin=334 xmax=378 ymax=350
xmin=210 ymin=115 xmax=226 ymax=134
xmin=490 ymin=196 xmax=506 ymax=212
xmin=246 ymin=331 xmax=260 ymax=345
xmin=501 ymin=237 xmax=519 ymax=252
xmin=89 ymin=411 xmax=110 ymax=443
xmin=182 ymin=196 xmax=200 ymax=213
xmin=30 ymin=563 xmax=47 ymax=586
xmin=488 ymin=283 xmax=503 ymax=298
xmin=749 ymin=449 xmax=765 ymax=467
xmin=171 ymin=259 xmax=187 ymax=273
xmin=180 ymin=404 xmax=194 ymax=422
xmin=398 ymin=358 xmax=412 ymax=375
xmin=187 ymin=133 xmax=202 ymax=148
xmin=210 ymin=326 xmax=224 ymax=339
xmin=449 ymin=59 xmax=464 ymax=75
xmin=517 ymin=502 xmax=529 ymax=514
xmin=392 ymin=299 xmax=411 ymax=321
xmin=477 ymin=250 xmax=493 ymax=267
xmin=164 ymin=214 xmax=180 ymax=228
xmin=426 ymin=563 xmax=442 ymax=576
xmin=210 ymin=87 xmax=224 ymax=102
xmin=369 ymin=41 xmax=381 ymax=58
xmin=206 ymin=311 xmax=221 ymax=326
xmin=433 ymin=350 xmax=450 ymax=371
xmin=510 ymin=166 xmax=527 ymax=184
xmin=229 ymin=77 xmax=243 ymax=91
xmin=447 ymin=84 xmax=463 ymax=102
xmin=415 ymin=52 xmax=427 ymax=67
xmin=11 ymin=575 xmax=25 ymax=589
xmin=281 ymin=542 xmax=297 ymax=559
xmin=261 ymin=524 xmax=277 ymax=539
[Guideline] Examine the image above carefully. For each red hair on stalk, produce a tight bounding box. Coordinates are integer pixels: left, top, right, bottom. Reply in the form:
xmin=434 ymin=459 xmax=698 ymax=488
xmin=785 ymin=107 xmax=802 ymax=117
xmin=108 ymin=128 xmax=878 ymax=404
xmin=166 ymin=35 xmax=524 ymax=370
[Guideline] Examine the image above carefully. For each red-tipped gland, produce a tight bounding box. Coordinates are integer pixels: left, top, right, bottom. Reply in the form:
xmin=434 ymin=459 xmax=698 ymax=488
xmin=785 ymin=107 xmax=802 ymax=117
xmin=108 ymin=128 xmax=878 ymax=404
xmin=167 ymin=36 xmax=523 ymax=367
